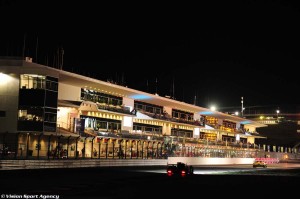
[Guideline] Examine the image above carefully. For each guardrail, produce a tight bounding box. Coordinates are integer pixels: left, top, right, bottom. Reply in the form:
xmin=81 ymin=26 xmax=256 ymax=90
xmin=0 ymin=159 xmax=168 ymax=170
xmin=255 ymin=157 xmax=279 ymax=164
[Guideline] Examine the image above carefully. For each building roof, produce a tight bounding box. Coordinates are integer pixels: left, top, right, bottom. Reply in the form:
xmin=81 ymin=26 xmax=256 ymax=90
xmin=0 ymin=58 xmax=266 ymax=128
xmin=57 ymin=69 xmax=267 ymax=128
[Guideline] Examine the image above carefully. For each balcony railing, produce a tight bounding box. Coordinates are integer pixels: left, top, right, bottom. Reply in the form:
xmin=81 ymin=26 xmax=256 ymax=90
xmin=97 ymin=131 xmax=164 ymax=141
xmin=97 ymin=104 xmax=136 ymax=115
xmin=139 ymin=111 xmax=204 ymax=127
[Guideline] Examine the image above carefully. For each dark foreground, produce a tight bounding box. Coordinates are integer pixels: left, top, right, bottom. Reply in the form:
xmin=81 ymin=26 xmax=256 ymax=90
xmin=1 ymin=166 xmax=300 ymax=198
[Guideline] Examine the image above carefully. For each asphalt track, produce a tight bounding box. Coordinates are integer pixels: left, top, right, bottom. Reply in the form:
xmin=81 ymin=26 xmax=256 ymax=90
xmin=1 ymin=164 xmax=300 ymax=199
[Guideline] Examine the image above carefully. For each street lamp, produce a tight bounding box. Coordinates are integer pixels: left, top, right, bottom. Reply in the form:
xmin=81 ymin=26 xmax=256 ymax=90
xmin=276 ymin=110 xmax=280 ymax=122
xmin=241 ymin=97 xmax=244 ymax=117
xmin=210 ymin=106 xmax=216 ymax=111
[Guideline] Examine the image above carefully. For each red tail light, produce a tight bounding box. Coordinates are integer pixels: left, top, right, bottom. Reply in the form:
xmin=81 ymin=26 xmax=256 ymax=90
xmin=181 ymin=170 xmax=186 ymax=174
xmin=167 ymin=170 xmax=172 ymax=174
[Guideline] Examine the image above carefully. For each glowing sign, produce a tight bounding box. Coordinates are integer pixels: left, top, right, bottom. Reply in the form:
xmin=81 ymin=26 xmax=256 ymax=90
xmin=129 ymin=94 xmax=152 ymax=100
xmin=198 ymin=111 xmax=214 ymax=115
xmin=240 ymin=120 xmax=251 ymax=124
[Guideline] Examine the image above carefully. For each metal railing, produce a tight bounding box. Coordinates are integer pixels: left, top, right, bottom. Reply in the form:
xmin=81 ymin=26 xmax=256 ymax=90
xmin=139 ymin=111 xmax=204 ymax=126
xmin=97 ymin=104 xmax=135 ymax=115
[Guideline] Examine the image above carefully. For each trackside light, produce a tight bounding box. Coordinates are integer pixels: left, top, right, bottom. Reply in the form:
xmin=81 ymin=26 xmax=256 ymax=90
xmin=0 ymin=72 xmax=11 ymax=84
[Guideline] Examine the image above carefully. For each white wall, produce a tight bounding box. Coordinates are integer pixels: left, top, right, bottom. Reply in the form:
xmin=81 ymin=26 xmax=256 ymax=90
xmin=57 ymin=107 xmax=78 ymax=130
xmin=193 ymin=127 xmax=200 ymax=138
xmin=163 ymin=123 xmax=171 ymax=136
xmin=244 ymin=125 xmax=256 ymax=132
xmin=247 ymin=137 xmax=254 ymax=144
xmin=79 ymin=101 xmax=98 ymax=111
xmin=164 ymin=106 xmax=172 ymax=115
xmin=0 ymin=73 xmax=19 ymax=133
xmin=162 ymin=107 xmax=172 ymax=136
xmin=0 ymin=159 xmax=168 ymax=169
xmin=194 ymin=113 xmax=200 ymax=121
xmin=58 ymin=83 xmax=81 ymax=101
xmin=217 ymin=119 xmax=223 ymax=125
xmin=216 ymin=132 xmax=221 ymax=141
xmin=123 ymin=97 xmax=134 ymax=111
xmin=121 ymin=116 xmax=133 ymax=133
xmin=121 ymin=97 xmax=134 ymax=133
xmin=168 ymin=157 xmax=255 ymax=165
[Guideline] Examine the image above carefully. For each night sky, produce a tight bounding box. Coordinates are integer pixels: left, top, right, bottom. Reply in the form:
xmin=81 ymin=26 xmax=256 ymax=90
xmin=1 ymin=0 xmax=300 ymax=112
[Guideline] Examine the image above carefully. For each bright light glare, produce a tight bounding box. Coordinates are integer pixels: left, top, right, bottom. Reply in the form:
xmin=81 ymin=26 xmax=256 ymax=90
xmin=194 ymin=128 xmax=200 ymax=136
xmin=0 ymin=72 xmax=10 ymax=84
xmin=123 ymin=116 xmax=132 ymax=127
xmin=210 ymin=106 xmax=216 ymax=111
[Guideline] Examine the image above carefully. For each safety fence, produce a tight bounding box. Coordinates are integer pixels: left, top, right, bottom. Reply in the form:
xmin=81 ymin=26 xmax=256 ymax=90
xmin=255 ymin=157 xmax=280 ymax=164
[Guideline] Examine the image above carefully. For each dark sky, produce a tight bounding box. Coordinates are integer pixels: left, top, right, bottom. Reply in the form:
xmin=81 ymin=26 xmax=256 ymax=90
xmin=1 ymin=0 xmax=300 ymax=111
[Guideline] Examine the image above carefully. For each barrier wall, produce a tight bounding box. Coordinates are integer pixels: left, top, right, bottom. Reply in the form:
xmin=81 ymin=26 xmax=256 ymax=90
xmin=1 ymin=156 xmax=286 ymax=170
xmin=0 ymin=159 xmax=168 ymax=170
xmin=167 ymin=157 xmax=255 ymax=165
xmin=254 ymin=157 xmax=279 ymax=164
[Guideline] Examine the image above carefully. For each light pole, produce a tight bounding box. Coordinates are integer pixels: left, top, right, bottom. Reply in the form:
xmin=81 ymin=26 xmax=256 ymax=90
xmin=210 ymin=106 xmax=216 ymax=111
xmin=241 ymin=97 xmax=244 ymax=117
xmin=276 ymin=109 xmax=280 ymax=122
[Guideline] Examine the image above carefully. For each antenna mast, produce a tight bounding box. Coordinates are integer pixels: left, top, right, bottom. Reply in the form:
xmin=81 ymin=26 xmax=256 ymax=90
xmin=241 ymin=96 xmax=244 ymax=117
xmin=57 ymin=47 xmax=60 ymax=68
xmin=146 ymin=79 xmax=149 ymax=92
xmin=172 ymin=77 xmax=175 ymax=99
xmin=22 ymin=33 xmax=26 ymax=59
xmin=35 ymin=36 xmax=38 ymax=63
xmin=155 ymin=78 xmax=158 ymax=95
xmin=60 ymin=47 xmax=64 ymax=70
xmin=121 ymin=73 xmax=124 ymax=86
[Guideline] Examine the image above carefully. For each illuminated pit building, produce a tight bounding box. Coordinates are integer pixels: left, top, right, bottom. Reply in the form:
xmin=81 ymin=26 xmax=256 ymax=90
xmin=0 ymin=57 xmax=266 ymax=159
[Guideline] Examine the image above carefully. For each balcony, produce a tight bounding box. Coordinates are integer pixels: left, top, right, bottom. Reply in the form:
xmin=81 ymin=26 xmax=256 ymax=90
xmin=96 ymin=104 xmax=136 ymax=115
xmin=79 ymin=101 xmax=136 ymax=116
xmin=138 ymin=111 xmax=204 ymax=127
xmin=97 ymin=131 xmax=164 ymax=141
xmin=82 ymin=128 xmax=164 ymax=142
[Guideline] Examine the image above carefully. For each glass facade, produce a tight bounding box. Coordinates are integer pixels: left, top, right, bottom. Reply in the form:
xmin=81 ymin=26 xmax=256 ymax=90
xmin=20 ymin=74 xmax=46 ymax=89
xmin=172 ymin=109 xmax=194 ymax=121
xmin=18 ymin=75 xmax=58 ymax=132
xmin=81 ymin=88 xmax=122 ymax=106
xmin=133 ymin=123 xmax=162 ymax=135
xmin=81 ymin=116 xmax=121 ymax=133
xmin=171 ymin=128 xmax=193 ymax=138
xmin=134 ymin=101 xmax=163 ymax=115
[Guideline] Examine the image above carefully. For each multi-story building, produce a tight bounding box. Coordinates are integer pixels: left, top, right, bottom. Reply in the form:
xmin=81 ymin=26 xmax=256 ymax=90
xmin=0 ymin=57 xmax=266 ymax=159
xmin=242 ymin=108 xmax=300 ymax=149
